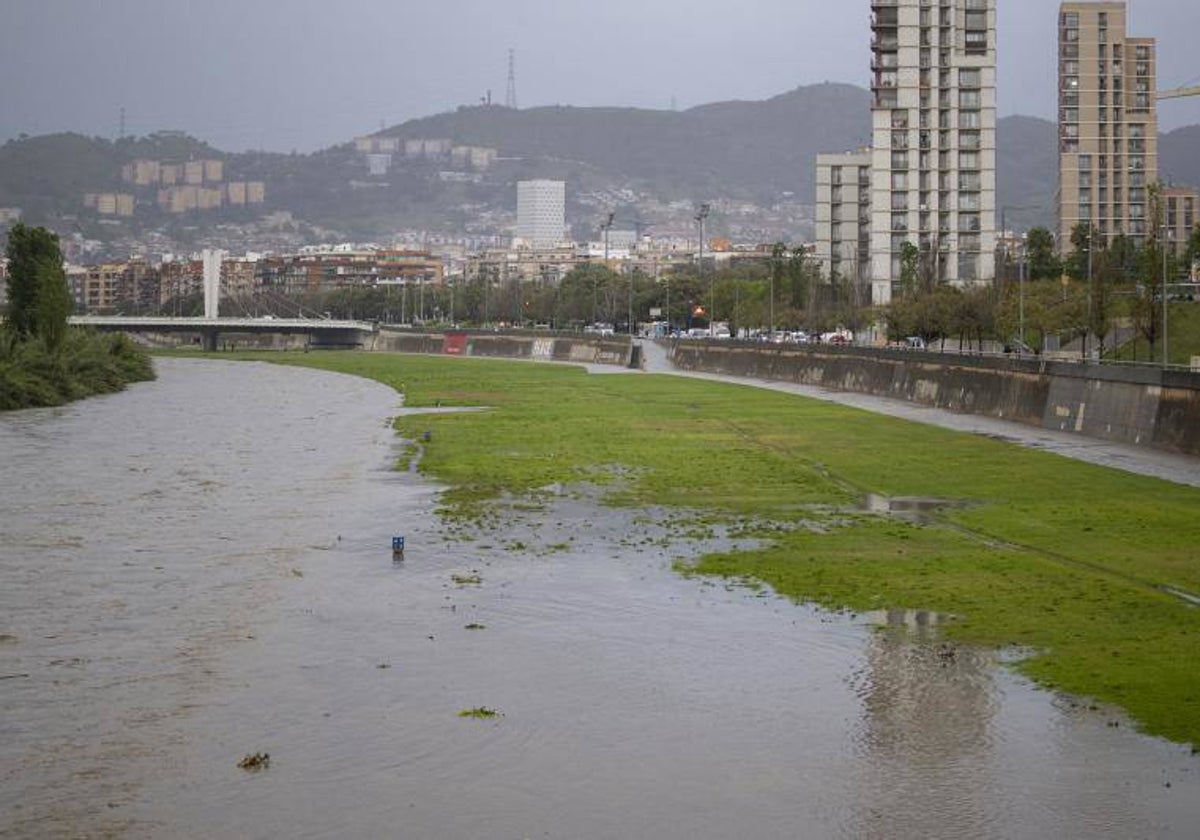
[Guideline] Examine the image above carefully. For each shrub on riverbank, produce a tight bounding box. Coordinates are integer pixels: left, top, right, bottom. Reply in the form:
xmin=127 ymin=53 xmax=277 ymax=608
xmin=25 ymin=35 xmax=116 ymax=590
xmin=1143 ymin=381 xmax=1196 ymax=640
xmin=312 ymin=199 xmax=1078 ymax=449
xmin=2 ymin=221 xmax=155 ymax=410
xmin=0 ymin=329 xmax=155 ymax=410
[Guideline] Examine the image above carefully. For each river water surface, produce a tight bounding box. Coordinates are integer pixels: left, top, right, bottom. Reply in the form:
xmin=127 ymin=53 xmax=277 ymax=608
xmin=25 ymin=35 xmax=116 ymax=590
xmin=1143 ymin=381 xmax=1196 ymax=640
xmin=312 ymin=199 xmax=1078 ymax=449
xmin=1 ymin=358 xmax=1197 ymax=839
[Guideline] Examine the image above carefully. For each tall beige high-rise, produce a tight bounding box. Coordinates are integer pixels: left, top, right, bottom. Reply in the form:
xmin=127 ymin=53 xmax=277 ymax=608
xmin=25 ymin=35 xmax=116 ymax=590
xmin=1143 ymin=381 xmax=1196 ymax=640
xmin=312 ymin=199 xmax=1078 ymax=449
xmin=869 ymin=0 xmax=997 ymax=305
xmin=1057 ymin=2 xmax=1157 ymax=250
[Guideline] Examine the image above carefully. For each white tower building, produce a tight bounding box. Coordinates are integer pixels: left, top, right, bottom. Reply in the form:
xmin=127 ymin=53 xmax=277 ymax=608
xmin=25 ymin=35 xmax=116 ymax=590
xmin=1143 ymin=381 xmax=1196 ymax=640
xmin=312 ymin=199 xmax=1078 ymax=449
xmin=516 ymin=180 xmax=566 ymax=250
xmin=869 ymin=0 xmax=997 ymax=304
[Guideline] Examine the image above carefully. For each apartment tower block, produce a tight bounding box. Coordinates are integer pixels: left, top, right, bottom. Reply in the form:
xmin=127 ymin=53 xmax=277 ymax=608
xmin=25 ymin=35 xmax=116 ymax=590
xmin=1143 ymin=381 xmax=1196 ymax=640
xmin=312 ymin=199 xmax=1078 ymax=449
xmin=869 ymin=0 xmax=997 ymax=304
xmin=516 ymin=179 xmax=566 ymax=250
xmin=814 ymin=150 xmax=872 ymax=284
xmin=1057 ymin=2 xmax=1157 ymax=249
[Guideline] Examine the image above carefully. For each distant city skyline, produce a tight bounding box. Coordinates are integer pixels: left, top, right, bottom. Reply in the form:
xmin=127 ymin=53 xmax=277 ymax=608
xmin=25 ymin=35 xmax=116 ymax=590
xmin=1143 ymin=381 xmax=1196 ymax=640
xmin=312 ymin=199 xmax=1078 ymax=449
xmin=2 ymin=0 xmax=1197 ymax=153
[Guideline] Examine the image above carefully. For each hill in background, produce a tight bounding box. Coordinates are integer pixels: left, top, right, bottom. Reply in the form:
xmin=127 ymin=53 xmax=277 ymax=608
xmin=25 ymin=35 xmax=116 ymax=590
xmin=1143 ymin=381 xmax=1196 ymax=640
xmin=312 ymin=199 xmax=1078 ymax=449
xmin=0 ymin=83 xmax=1195 ymax=251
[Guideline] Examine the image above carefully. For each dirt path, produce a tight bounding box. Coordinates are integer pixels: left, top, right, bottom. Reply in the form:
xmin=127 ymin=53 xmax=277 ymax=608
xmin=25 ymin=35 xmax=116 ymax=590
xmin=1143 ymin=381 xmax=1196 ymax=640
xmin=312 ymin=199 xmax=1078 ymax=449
xmin=626 ymin=340 xmax=1200 ymax=488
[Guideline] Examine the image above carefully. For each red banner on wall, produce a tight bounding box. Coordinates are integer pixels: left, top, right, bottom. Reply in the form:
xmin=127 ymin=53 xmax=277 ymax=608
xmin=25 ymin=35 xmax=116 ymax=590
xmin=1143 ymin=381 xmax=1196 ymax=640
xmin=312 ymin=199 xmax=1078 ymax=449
xmin=443 ymin=332 xmax=468 ymax=355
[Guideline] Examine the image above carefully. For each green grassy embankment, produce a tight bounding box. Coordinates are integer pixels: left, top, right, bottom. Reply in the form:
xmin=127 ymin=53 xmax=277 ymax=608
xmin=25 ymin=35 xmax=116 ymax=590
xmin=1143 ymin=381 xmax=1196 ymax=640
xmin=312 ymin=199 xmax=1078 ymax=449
xmin=191 ymin=350 xmax=1200 ymax=747
xmin=1111 ymin=302 xmax=1200 ymax=365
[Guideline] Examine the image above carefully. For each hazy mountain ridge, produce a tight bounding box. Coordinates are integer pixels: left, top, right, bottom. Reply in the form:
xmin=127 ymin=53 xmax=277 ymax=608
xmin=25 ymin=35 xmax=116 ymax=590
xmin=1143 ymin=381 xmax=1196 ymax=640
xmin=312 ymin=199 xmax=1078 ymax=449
xmin=0 ymin=84 xmax=1196 ymax=244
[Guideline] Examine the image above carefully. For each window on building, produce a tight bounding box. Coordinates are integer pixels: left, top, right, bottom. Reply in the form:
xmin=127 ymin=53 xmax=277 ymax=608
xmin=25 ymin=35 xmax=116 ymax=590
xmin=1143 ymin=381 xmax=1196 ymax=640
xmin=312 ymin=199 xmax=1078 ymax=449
xmin=958 ymin=253 xmax=979 ymax=282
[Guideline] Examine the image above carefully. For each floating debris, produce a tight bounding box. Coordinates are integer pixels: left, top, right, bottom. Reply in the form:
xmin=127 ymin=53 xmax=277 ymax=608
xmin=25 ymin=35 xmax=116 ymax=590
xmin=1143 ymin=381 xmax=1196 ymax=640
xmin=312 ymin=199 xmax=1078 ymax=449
xmin=464 ymin=623 xmax=486 ymax=631
xmin=458 ymin=707 xmax=501 ymax=719
xmin=451 ymin=572 xmax=482 ymax=586
xmin=237 ymin=752 xmax=270 ymax=771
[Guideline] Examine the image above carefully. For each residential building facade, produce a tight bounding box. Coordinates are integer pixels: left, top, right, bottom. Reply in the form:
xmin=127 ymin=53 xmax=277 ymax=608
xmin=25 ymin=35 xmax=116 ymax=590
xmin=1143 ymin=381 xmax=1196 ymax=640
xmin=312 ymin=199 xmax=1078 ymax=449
xmin=1057 ymin=2 xmax=1158 ymax=249
xmin=814 ymin=150 xmax=872 ymax=284
xmin=869 ymin=0 xmax=997 ymax=303
xmin=1162 ymin=186 xmax=1198 ymax=258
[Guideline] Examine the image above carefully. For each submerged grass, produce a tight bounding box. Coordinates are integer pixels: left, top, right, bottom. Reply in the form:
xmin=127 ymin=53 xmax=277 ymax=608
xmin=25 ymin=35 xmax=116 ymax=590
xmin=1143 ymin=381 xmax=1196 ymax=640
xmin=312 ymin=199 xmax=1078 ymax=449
xmin=195 ymin=350 xmax=1200 ymax=747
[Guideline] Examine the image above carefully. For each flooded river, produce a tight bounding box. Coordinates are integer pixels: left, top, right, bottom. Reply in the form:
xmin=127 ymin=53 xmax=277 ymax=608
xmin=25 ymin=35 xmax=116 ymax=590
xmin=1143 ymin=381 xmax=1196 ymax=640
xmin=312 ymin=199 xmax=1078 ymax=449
xmin=2 ymin=358 xmax=1197 ymax=838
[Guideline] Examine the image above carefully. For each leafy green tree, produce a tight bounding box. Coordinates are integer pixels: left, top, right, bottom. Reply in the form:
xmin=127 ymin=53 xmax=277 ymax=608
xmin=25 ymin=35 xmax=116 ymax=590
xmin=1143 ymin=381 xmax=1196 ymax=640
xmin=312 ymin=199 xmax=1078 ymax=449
xmin=1064 ymin=223 xmax=1099 ymax=282
xmin=1025 ymin=227 xmax=1060 ymax=280
xmin=899 ymin=241 xmax=920 ymax=296
xmin=4 ymin=222 xmax=72 ymax=351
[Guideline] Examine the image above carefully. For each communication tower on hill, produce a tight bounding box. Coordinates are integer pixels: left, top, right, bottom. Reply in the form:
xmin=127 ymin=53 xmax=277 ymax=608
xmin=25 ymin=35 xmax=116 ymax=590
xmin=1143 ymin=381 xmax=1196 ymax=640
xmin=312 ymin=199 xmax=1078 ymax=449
xmin=506 ymin=48 xmax=518 ymax=110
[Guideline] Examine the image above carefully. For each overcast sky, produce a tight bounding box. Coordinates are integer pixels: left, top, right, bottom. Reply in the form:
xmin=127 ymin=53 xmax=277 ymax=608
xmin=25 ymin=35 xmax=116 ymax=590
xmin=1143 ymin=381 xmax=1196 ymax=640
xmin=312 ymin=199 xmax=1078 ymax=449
xmin=2 ymin=0 xmax=1198 ymax=152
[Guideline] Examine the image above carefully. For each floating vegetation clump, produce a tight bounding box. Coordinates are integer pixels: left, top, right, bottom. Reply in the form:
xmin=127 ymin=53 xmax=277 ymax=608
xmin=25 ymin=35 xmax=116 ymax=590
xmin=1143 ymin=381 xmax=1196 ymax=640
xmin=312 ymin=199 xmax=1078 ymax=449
xmin=458 ymin=707 xmax=501 ymax=719
xmin=237 ymin=752 xmax=270 ymax=771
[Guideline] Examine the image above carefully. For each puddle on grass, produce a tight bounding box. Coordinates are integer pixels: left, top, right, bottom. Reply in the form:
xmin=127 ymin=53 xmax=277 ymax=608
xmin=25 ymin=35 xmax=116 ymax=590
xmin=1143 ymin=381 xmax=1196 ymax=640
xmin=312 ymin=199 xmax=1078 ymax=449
xmin=862 ymin=493 xmax=970 ymax=521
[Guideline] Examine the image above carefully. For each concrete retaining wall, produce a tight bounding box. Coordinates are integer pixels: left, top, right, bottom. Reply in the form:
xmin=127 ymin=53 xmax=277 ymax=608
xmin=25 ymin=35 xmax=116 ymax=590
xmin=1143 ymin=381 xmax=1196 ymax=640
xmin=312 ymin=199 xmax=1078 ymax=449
xmin=668 ymin=341 xmax=1200 ymax=457
xmin=370 ymin=330 xmax=634 ymax=368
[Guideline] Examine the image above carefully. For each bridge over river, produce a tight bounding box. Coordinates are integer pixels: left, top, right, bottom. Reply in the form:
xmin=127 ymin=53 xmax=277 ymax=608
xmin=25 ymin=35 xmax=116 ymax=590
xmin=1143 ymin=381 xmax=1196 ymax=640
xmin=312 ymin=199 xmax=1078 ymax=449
xmin=70 ymin=316 xmax=378 ymax=351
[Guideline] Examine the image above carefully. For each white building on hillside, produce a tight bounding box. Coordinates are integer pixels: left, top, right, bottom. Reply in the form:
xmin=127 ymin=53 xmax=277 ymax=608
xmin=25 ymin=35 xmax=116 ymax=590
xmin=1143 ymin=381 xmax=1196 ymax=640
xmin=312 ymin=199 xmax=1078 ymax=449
xmin=516 ymin=180 xmax=566 ymax=250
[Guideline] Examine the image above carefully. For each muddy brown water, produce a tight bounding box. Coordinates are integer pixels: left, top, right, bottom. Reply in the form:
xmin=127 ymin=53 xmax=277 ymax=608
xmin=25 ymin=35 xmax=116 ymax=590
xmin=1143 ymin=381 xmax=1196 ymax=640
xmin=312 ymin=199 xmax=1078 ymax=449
xmin=2 ymin=358 xmax=1197 ymax=839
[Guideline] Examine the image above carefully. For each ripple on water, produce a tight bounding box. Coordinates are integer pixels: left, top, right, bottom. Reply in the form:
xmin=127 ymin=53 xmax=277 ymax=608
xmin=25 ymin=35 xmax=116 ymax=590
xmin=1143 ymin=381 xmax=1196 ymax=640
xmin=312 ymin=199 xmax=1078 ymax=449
xmin=3 ymin=358 xmax=1199 ymax=839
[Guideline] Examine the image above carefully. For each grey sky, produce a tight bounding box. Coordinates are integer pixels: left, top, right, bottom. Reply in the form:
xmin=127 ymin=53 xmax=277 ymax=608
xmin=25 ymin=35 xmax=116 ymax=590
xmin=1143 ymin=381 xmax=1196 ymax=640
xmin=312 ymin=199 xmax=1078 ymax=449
xmin=2 ymin=0 xmax=1198 ymax=152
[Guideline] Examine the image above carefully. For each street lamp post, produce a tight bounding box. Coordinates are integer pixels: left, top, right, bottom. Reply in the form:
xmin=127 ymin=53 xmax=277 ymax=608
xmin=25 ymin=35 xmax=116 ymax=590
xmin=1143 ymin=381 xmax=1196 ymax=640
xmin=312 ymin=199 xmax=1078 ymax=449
xmin=1018 ymin=240 xmax=1026 ymax=348
xmin=1085 ymin=226 xmax=1093 ymax=361
xmin=1000 ymin=204 xmax=1041 ymax=350
xmin=695 ymin=203 xmax=711 ymax=335
xmin=1161 ymin=225 xmax=1170 ymax=366
xmin=665 ymin=271 xmax=670 ymax=336
xmin=598 ymin=212 xmax=613 ymax=326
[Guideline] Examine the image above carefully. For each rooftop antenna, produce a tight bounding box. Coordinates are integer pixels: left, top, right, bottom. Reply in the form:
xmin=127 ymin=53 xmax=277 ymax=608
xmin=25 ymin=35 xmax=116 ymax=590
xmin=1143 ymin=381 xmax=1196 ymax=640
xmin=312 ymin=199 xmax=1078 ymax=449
xmin=506 ymin=48 xmax=518 ymax=110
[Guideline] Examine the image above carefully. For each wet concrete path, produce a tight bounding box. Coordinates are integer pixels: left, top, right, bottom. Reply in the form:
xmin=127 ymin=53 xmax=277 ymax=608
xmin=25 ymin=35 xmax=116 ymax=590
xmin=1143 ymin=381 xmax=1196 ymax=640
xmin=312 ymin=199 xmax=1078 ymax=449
xmin=617 ymin=340 xmax=1200 ymax=488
